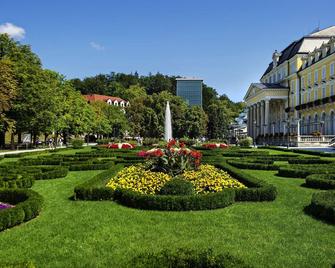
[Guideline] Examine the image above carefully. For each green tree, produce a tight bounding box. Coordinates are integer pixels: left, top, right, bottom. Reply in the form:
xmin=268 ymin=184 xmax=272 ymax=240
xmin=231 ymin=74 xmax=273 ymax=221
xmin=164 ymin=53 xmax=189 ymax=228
xmin=183 ymin=106 xmax=208 ymax=138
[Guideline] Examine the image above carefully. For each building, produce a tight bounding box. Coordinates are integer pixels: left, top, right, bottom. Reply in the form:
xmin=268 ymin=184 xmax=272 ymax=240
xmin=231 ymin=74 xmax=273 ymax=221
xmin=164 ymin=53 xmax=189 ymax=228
xmin=244 ymin=26 xmax=335 ymax=146
xmin=229 ymin=109 xmax=248 ymax=142
xmin=176 ymin=78 xmax=203 ymax=106
xmin=83 ymin=94 xmax=130 ymax=107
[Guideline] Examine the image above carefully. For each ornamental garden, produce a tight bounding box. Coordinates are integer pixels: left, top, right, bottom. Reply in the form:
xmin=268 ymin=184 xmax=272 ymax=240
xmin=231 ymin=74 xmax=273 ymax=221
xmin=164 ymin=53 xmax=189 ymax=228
xmin=0 ymin=141 xmax=334 ymax=267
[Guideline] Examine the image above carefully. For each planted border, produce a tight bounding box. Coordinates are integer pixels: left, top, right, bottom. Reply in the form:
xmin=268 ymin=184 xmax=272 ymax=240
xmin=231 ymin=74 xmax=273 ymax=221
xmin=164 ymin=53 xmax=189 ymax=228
xmin=226 ymin=160 xmax=278 ymax=170
xmin=306 ymin=191 xmax=335 ymax=224
xmin=0 ymin=188 xmax=43 ymax=231
xmin=305 ymin=174 xmax=335 ymax=190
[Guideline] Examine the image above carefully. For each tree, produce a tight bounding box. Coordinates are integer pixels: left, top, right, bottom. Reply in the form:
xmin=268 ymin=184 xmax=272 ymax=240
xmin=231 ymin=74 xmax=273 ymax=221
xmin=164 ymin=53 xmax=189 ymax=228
xmin=183 ymin=106 xmax=208 ymax=138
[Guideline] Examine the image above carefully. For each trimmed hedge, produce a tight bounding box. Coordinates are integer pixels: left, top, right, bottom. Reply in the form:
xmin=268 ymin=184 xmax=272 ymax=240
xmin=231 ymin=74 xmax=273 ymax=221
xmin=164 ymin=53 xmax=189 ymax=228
xmin=130 ymin=248 xmax=251 ymax=268
xmin=0 ymin=175 xmax=34 ymax=188
xmin=226 ymin=160 xmax=278 ymax=170
xmin=305 ymin=174 xmax=335 ymax=189
xmin=306 ymin=191 xmax=335 ymax=224
xmin=73 ymin=164 xmax=124 ymax=200
xmin=263 ymin=146 xmax=335 ymax=157
xmin=69 ymin=162 xmax=113 ymax=171
xmin=288 ymin=158 xmax=333 ymax=164
xmin=0 ymin=188 xmax=43 ymax=231
xmin=159 ymin=178 xmax=195 ymax=196
xmin=113 ymin=188 xmax=235 ymax=211
xmin=215 ymin=162 xmax=277 ymax=201
xmin=278 ymin=164 xmax=335 ymax=178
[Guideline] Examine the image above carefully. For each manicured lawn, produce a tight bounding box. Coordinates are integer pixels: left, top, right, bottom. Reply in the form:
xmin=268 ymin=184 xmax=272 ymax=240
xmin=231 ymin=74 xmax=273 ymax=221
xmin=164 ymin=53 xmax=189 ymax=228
xmin=0 ymin=155 xmax=334 ymax=267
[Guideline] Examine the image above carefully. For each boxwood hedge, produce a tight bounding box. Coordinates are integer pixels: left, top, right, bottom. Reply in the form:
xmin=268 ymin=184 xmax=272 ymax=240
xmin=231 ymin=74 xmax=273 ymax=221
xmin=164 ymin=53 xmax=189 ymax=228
xmin=0 ymin=188 xmax=43 ymax=231
xmin=278 ymin=164 xmax=335 ymax=178
xmin=226 ymin=160 xmax=278 ymax=170
xmin=0 ymin=175 xmax=34 ymax=189
xmin=305 ymin=174 xmax=335 ymax=189
xmin=306 ymin=191 xmax=335 ymax=224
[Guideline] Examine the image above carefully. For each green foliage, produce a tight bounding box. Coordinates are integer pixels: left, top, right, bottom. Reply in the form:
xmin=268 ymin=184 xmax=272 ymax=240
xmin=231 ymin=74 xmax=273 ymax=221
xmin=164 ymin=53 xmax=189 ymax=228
xmin=306 ymin=191 xmax=335 ymax=224
xmin=131 ymin=248 xmax=251 ymax=268
xmin=227 ymin=160 xmax=278 ymax=170
xmin=0 ymin=174 xmax=34 ymax=188
xmin=238 ymin=137 xmax=253 ymax=147
xmin=278 ymin=164 xmax=335 ymax=178
xmin=159 ymin=177 xmax=195 ymax=196
xmin=0 ymin=261 xmax=35 ymax=268
xmin=0 ymin=188 xmax=43 ymax=231
xmin=71 ymin=139 xmax=84 ymax=149
xmin=305 ymin=174 xmax=335 ymax=189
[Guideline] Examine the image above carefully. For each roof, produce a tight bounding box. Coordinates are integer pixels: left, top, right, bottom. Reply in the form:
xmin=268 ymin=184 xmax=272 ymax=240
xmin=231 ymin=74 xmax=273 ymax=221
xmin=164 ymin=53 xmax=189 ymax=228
xmin=176 ymin=77 xmax=203 ymax=81
xmin=83 ymin=94 xmax=127 ymax=103
xmin=262 ymin=26 xmax=335 ymax=78
xmin=251 ymin=83 xmax=288 ymax=90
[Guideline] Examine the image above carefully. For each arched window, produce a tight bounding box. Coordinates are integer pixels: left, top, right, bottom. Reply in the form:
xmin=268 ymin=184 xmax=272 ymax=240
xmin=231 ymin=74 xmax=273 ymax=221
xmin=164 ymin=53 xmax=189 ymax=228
xmin=314 ymin=114 xmax=318 ymax=132
xmin=114 ymin=100 xmax=118 ymax=106
xmin=301 ymin=117 xmax=305 ymax=135
xmin=321 ymin=112 xmax=326 ymax=135
xmin=107 ymin=99 xmax=112 ymax=105
xmin=307 ymin=115 xmax=311 ymax=134
xmin=330 ymin=111 xmax=335 ymax=135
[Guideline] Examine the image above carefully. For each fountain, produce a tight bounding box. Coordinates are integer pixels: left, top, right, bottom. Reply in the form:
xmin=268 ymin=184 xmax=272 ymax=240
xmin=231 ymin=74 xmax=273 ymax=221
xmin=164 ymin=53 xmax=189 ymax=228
xmin=164 ymin=101 xmax=173 ymax=141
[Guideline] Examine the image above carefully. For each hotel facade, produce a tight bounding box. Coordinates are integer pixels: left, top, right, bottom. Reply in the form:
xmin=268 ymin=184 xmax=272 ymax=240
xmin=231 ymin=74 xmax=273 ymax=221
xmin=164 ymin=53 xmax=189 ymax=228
xmin=244 ymin=26 xmax=335 ymax=146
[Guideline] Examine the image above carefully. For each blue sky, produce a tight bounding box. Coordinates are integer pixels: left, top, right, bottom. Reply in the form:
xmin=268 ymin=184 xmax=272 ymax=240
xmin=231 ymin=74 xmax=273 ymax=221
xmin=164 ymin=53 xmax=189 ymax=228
xmin=1 ymin=0 xmax=335 ymax=102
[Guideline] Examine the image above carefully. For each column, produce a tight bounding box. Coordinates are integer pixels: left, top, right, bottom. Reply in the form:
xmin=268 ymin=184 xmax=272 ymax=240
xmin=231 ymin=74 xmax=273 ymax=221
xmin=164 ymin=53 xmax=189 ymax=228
xmin=247 ymin=107 xmax=251 ymax=137
xmin=252 ymin=104 xmax=256 ymax=139
xmin=264 ymin=99 xmax=270 ymax=134
xmin=260 ymin=101 xmax=265 ymax=136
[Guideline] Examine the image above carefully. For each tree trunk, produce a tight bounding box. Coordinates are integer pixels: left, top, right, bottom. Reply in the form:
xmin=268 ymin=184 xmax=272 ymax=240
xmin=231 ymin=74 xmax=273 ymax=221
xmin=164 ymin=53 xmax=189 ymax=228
xmin=18 ymin=132 xmax=22 ymax=144
xmin=10 ymin=131 xmax=15 ymax=150
xmin=0 ymin=131 xmax=5 ymax=149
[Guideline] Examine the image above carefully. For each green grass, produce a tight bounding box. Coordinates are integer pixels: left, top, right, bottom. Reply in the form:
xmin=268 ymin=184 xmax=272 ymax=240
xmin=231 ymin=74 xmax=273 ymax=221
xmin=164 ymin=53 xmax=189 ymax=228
xmin=0 ymin=153 xmax=334 ymax=267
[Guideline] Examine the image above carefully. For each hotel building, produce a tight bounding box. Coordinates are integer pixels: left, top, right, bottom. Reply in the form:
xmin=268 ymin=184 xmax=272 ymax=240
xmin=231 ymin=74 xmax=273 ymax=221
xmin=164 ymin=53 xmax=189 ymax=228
xmin=244 ymin=26 xmax=335 ymax=146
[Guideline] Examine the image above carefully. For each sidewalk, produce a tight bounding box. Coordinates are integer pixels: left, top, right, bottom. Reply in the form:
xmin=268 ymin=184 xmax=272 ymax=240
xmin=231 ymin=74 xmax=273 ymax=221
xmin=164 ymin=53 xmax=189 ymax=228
xmin=0 ymin=143 xmax=97 ymax=156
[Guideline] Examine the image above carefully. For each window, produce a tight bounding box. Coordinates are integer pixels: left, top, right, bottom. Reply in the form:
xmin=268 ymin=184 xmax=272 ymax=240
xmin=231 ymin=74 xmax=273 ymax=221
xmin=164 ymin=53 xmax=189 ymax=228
xmin=314 ymin=70 xmax=319 ymax=84
xmin=308 ymin=73 xmax=311 ymax=86
xmin=290 ymin=61 xmax=296 ymax=74
xmin=331 ymin=84 xmax=335 ymax=96
xmin=308 ymin=90 xmax=311 ymax=102
xmin=314 ymin=88 xmax=318 ymax=100
xmin=269 ymin=76 xmax=272 ymax=83
xmin=322 ymin=66 xmax=326 ymax=80
xmin=301 ymin=77 xmax=305 ymax=89
xmin=331 ymin=62 xmax=335 ymax=76
xmin=322 ymin=86 xmax=326 ymax=98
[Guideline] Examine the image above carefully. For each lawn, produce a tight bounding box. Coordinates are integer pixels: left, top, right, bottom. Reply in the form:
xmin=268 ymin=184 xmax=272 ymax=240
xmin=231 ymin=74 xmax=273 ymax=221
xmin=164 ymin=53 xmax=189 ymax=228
xmin=0 ymin=151 xmax=334 ymax=267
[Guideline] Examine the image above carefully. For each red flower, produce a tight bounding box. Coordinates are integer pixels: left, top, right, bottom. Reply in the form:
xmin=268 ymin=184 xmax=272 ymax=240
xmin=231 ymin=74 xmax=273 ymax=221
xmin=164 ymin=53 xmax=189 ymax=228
xmin=219 ymin=144 xmax=228 ymax=148
xmin=167 ymin=139 xmax=176 ymax=149
xmin=154 ymin=149 xmax=164 ymax=157
xmin=179 ymin=142 xmax=185 ymax=148
xmin=137 ymin=151 xmax=147 ymax=157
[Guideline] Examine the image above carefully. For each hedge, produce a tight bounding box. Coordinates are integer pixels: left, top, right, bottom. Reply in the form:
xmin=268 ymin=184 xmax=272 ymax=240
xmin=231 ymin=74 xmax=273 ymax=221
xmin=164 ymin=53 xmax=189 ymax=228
xmin=263 ymin=146 xmax=335 ymax=157
xmin=32 ymin=166 xmax=69 ymax=180
xmin=226 ymin=160 xmax=278 ymax=170
xmin=215 ymin=162 xmax=277 ymax=201
xmin=0 ymin=175 xmax=34 ymax=189
xmin=130 ymin=248 xmax=251 ymax=268
xmin=113 ymin=188 xmax=235 ymax=211
xmin=277 ymin=164 xmax=335 ymax=178
xmin=0 ymin=188 xmax=43 ymax=231
xmin=305 ymin=174 xmax=335 ymax=189
xmin=288 ymin=158 xmax=333 ymax=164
xmin=306 ymin=191 xmax=335 ymax=224
xmin=73 ymin=164 xmax=124 ymax=200
xmin=69 ymin=162 xmax=114 ymax=171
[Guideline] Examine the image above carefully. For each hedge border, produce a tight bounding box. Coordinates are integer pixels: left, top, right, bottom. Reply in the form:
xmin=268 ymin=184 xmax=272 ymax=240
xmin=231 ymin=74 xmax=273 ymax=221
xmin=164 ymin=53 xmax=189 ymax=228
xmin=305 ymin=174 xmax=335 ymax=190
xmin=0 ymin=188 xmax=43 ymax=231
xmin=226 ymin=160 xmax=278 ymax=170
xmin=305 ymin=191 xmax=335 ymax=224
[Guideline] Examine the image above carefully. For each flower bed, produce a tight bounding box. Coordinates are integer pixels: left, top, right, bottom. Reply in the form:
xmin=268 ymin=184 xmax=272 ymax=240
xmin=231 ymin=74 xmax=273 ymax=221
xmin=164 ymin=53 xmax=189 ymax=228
xmin=100 ymin=143 xmax=135 ymax=149
xmin=202 ymin=143 xmax=229 ymax=149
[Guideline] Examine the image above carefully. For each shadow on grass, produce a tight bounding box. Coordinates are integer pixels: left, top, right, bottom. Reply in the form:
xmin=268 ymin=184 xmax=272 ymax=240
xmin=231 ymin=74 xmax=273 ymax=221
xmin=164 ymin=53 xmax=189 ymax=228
xmin=303 ymin=205 xmax=334 ymax=226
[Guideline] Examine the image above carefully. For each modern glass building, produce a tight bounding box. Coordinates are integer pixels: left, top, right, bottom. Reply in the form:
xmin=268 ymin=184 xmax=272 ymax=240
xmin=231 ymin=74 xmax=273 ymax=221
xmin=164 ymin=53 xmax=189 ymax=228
xmin=176 ymin=78 xmax=203 ymax=106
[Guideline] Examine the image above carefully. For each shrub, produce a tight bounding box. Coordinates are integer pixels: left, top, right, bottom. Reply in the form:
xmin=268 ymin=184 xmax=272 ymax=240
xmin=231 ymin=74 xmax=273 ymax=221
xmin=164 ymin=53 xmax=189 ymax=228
xmin=0 ymin=189 xmax=43 ymax=231
xmin=306 ymin=191 xmax=335 ymax=224
xmin=227 ymin=160 xmax=278 ymax=170
xmin=305 ymin=174 xmax=335 ymax=189
xmin=159 ymin=177 xmax=195 ymax=195
xmin=277 ymin=164 xmax=335 ymax=178
xmin=71 ymin=139 xmax=84 ymax=149
xmin=130 ymin=248 xmax=251 ymax=268
xmin=288 ymin=158 xmax=333 ymax=164
xmin=238 ymin=137 xmax=253 ymax=147
xmin=69 ymin=162 xmax=113 ymax=171
xmin=0 ymin=175 xmax=34 ymax=188
xmin=113 ymin=187 xmax=235 ymax=211
xmin=142 ymin=138 xmax=160 ymax=146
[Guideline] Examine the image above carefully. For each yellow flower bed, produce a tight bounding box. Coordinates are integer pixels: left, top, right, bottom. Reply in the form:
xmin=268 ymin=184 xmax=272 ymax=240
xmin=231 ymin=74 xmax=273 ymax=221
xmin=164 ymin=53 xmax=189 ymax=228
xmin=106 ymin=164 xmax=246 ymax=195
xmin=106 ymin=165 xmax=171 ymax=195
xmin=182 ymin=164 xmax=246 ymax=193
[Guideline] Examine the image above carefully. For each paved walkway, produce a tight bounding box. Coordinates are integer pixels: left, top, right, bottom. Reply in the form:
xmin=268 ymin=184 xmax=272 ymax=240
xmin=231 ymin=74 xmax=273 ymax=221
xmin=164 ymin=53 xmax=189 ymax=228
xmin=0 ymin=143 xmax=97 ymax=156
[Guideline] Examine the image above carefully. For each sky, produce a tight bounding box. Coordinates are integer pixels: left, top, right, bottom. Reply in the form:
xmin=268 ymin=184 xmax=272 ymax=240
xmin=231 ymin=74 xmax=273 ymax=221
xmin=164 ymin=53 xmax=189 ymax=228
xmin=1 ymin=0 xmax=335 ymax=102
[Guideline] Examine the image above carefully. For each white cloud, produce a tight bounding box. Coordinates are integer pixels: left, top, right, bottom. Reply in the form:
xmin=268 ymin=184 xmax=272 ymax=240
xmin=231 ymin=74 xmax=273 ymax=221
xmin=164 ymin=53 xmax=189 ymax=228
xmin=0 ymin=22 xmax=25 ymax=40
xmin=90 ymin=41 xmax=105 ymax=51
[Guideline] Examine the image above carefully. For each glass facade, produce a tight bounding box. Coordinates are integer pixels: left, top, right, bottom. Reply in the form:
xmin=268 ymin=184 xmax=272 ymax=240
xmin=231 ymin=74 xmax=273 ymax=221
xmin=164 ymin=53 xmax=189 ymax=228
xmin=176 ymin=79 xmax=203 ymax=106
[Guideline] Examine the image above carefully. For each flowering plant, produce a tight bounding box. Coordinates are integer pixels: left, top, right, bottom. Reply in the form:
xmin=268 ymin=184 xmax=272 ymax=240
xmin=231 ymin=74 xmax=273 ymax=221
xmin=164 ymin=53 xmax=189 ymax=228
xmin=202 ymin=143 xmax=228 ymax=149
xmin=100 ymin=143 xmax=136 ymax=149
xmin=137 ymin=139 xmax=202 ymax=176
xmin=0 ymin=202 xmax=14 ymax=210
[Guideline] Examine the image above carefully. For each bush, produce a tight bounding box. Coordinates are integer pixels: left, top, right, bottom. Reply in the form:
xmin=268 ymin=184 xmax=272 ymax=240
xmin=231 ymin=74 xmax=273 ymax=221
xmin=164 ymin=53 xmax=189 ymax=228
xmin=226 ymin=160 xmax=278 ymax=170
xmin=215 ymin=162 xmax=277 ymax=201
xmin=277 ymin=164 xmax=335 ymax=178
xmin=0 ymin=175 xmax=34 ymax=188
xmin=159 ymin=177 xmax=195 ymax=195
xmin=305 ymin=174 xmax=335 ymax=189
xmin=113 ymin=188 xmax=235 ymax=211
xmin=238 ymin=137 xmax=253 ymax=147
xmin=130 ymin=248 xmax=251 ymax=268
xmin=288 ymin=158 xmax=333 ymax=164
xmin=142 ymin=138 xmax=160 ymax=146
xmin=74 ymin=164 xmax=124 ymax=200
xmin=0 ymin=189 xmax=43 ymax=231
xmin=69 ymin=162 xmax=113 ymax=171
xmin=306 ymin=191 xmax=335 ymax=224
xmin=71 ymin=139 xmax=84 ymax=149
